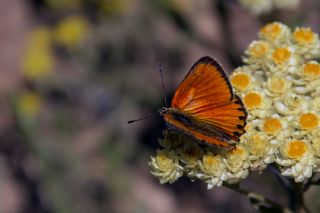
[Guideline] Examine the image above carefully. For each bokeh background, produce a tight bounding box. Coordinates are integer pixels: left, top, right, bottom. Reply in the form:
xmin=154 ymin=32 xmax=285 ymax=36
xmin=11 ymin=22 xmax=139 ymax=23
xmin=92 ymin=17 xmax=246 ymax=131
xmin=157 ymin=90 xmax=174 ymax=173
xmin=1 ymin=0 xmax=320 ymax=212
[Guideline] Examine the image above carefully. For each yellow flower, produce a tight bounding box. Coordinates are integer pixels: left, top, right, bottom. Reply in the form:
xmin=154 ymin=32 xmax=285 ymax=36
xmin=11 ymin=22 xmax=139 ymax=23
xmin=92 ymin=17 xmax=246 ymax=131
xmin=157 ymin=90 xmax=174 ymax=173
xmin=259 ymin=22 xmax=290 ymax=43
xmin=274 ymin=93 xmax=303 ymax=115
xmin=54 ymin=16 xmax=89 ymax=50
xmin=242 ymin=91 xmax=270 ymax=119
xmin=198 ymin=153 xmax=227 ymax=188
xmin=293 ymin=28 xmax=316 ymax=45
xmin=21 ymin=27 xmax=54 ymax=80
xmin=271 ymin=47 xmax=291 ymax=65
xmin=149 ymin=149 xmax=183 ymax=184
xmin=230 ymin=70 xmax=252 ymax=91
xmin=302 ymin=62 xmax=320 ymax=80
xmin=299 ymin=113 xmax=318 ymax=130
xmin=247 ymin=41 xmax=269 ymax=58
xmin=285 ymin=140 xmax=308 ymax=160
xmin=243 ymin=131 xmax=276 ymax=170
xmin=262 ymin=117 xmax=282 ymax=135
xmin=225 ymin=146 xmax=250 ymax=183
xmin=17 ymin=92 xmax=41 ymax=118
xmin=245 ymin=131 xmax=270 ymax=157
xmin=260 ymin=23 xmax=282 ymax=40
xmin=200 ymin=153 xmax=225 ymax=176
xmin=243 ymin=91 xmax=263 ymax=109
xmin=266 ymin=75 xmax=291 ymax=95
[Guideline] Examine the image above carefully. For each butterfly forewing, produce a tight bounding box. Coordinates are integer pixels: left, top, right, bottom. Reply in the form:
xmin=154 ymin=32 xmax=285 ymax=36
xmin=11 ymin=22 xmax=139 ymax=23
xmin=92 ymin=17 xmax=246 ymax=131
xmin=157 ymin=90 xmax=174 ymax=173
xmin=165 ymin=56 xmax=247 ymax=147
xmin=171 ymin=57 xmax=233 ymax=110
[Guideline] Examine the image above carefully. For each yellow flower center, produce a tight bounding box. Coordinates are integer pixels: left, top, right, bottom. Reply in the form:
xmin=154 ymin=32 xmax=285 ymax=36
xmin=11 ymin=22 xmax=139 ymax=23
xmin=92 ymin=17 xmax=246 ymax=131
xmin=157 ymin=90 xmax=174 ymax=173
xmin=243 ymin=92 xmax=263 ymax=109
xmin=231 ymin=73 xmax=251 ymax=91
xmin=260 ymin=23 xmax=282 ymax=40
xmin=247 ymin=132 xmax=269 ymax=157
xmin=202 ymin=153 xmax=223 ymax=174
xmin=230 ymin=147 xmax=244 ymax=155
xmin=293 ymin=28 xmax=315 ymax=45
xmin=156 ymin=150 xmax=174 ymax=170
xmin=248 ymin=41 xmax=269 ymax=58
xmin=299 ymin=113 xmax=318 ymax=130
xmin=226 ymin=146 xmax=248 ymax=172
xmin=303 ymin=63 xmax=320 ymax=79
xmin=272 ymin=48 xmax=291 ymax=64
xmin=268 ymin=77 xmax=288 ymax=94
xmin=263 ymin=118 xmax=282 ymax=135
xmin=286 ymin=140 xmax=307 ymax=160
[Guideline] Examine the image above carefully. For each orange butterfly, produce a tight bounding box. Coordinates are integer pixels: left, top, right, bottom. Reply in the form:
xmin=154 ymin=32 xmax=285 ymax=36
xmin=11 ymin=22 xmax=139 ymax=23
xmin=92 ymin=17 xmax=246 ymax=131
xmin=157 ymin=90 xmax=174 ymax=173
xmin=160 ymin=56 xmax=247 ymax=148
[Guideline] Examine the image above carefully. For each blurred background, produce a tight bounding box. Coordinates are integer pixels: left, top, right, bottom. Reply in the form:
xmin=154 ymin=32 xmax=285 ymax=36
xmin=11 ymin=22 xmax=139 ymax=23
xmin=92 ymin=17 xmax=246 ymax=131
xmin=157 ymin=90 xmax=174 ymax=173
xmin=1 ymin=0 xmax=320 ymax=212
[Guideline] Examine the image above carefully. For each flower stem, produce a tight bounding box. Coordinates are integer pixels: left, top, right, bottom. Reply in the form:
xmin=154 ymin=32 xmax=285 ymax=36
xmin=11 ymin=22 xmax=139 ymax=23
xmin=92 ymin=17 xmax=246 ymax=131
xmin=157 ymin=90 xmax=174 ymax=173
xmin=223 ymin=183 xmax=293 ymax=213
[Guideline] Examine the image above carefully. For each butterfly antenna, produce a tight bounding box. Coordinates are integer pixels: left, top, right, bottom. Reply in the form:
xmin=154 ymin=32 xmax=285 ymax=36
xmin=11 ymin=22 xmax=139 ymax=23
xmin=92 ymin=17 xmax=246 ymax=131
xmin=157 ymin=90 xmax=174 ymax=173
xmin=127 ymin=114 xmax=156 ymax=124
xmin=158 ymin=63 xmax=168 ymax=107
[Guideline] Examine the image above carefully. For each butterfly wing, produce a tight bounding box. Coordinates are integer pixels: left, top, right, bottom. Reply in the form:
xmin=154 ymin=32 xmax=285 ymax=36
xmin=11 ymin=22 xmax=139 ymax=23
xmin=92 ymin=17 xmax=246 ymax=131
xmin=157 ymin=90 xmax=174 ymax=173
xmin=166 ymin=56 xmax=246 ymax=146
xmin=171 ymin=56 xmax=233 ymax=110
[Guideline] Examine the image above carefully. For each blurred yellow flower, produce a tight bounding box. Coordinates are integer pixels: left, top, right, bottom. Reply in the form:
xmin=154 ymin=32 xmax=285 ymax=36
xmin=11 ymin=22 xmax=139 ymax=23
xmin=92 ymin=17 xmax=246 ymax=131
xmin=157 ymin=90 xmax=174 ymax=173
xmin=21 ymin=27 xmax=54 ymax=80
xmin=54 ymin=16 xmax=90 ymax=50
xmin=17 ymin=92 xmax=41 ymax=118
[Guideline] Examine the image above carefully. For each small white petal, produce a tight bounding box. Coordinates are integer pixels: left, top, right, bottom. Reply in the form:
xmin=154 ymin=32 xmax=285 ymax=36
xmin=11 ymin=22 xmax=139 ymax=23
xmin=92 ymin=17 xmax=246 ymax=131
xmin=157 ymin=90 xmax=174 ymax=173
xmin=295 ymin=175 xmax=305 ymax=182
xmin=295 ymin=163 xmax=303 ymax=173
xmin=303 ymin=166 xmax=313 ymax=178
xmin=281 ymin=169 xmax=292 ymax=176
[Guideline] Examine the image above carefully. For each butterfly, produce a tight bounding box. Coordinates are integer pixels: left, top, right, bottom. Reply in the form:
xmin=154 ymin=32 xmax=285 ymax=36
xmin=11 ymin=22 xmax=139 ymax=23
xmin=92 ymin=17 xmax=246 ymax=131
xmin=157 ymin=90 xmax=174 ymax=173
xmin=159 ymin=56 xmax=247 ymax=148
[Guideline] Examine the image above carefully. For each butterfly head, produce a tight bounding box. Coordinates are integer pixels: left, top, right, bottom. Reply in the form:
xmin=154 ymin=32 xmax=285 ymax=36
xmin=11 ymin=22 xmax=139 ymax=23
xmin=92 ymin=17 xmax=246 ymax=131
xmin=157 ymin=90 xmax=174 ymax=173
xmin=159 ymin=107 xmax=174 ymax=116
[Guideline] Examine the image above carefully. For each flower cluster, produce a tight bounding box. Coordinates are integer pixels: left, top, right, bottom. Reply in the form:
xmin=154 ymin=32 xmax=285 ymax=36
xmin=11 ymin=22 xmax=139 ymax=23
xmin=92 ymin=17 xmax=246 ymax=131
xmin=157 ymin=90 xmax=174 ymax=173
xmin=150 ymin=22 xmax=320 ymax=188
xmin=21 ymin=16 xmax=90 ymax=80
xmin=233 ymin=22 xmax=320 ymax=182
xmin=238 ymin=0 xmax=300 ymax=15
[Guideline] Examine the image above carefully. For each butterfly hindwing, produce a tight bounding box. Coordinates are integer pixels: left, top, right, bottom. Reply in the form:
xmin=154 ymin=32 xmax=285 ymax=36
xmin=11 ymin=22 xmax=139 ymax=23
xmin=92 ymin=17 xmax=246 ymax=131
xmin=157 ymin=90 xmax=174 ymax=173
xmin=188 ymin=95 xmax=247 ymax=142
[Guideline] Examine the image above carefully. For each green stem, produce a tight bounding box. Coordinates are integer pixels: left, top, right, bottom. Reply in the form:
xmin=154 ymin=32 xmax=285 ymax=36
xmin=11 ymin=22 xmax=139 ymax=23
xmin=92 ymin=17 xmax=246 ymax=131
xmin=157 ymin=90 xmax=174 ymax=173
xmin=224 ymin=183 xmax=293 ymax=213
xmin=292 ymin=182 xmax=311 ymax=213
